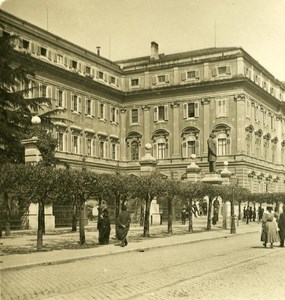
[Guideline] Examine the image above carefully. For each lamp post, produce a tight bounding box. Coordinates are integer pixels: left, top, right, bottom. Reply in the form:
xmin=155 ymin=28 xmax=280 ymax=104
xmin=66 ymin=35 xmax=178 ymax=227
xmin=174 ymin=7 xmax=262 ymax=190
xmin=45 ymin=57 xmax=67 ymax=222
xmin=230 ymin=175 xmax=238 ymax=234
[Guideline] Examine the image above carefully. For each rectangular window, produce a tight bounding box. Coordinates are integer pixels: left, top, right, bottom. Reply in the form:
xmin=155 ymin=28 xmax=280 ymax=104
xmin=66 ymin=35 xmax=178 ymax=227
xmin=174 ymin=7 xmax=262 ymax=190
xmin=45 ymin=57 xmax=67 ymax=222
xmin=99 ymin=141 xmax=105 ymax=158
xmin=111 ymin=107 xmax=116 ymax=122
xmin=218 ymin=66 xmax=227 ymax=74
xmin=58 ymin=90 xmax=63 ymax=107
xmin=99 ymin=103 xmax=105 ymax=119
xmin=85 ymin=66 xmax=91 ymax=75
xmin=73 ymin=136 xmax=79 ymax=154
xmin=72 ymin=95 xmax=78 ymax=111
xmin=87 ymin=138 xmax=92 ymax=156
xmin=183 ymin=102 xmax=199 ymax=119
xmin=188 ymin=103 xmax=195 ymax=118
xmin=40 ymin=85 xmax=47 ymax=98
xmin=71 ymin=60 xmax=77 ymax=69
xmin=86 ymin=99 xmax=91 ymax=115
xmin=158 ymin=75 xmax=166 ymax=83
xmin=131 ymin=79 xmax=139 ymax=86
xmin=58 ymin=132 xmax=64 ymax=151
xmin=271 ymin=115 xmax=275 ymax=130
xmin=40 ymin=47 xmax=47 ymax=57
xmin=111 ymin=144 xmax=116 ymax=160
xmin=98 ymin=71 xmax=104 ymax=79
xmin=187 ymin=71 xmax=196 ymax=79
xmin=57 ymin=54 xmax=63 ymax=64
xmin=131 ymin=109 xmax=139 ymax=124
xmin=110 ymin=76 xmax=116 ymax=85
xmin=158 ymin=106 xmax=165 ymax=121
xmin=217 ymin=99 xmax=227 ymax=117
xmin=23 ymin=39 xmax=29 ymax=49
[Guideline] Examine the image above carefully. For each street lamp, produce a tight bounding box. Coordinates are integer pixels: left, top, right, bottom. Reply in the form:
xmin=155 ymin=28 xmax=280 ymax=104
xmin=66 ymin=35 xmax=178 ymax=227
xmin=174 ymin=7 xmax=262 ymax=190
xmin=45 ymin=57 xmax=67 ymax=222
xmin=31 ymin=115 xmax=41 ymax=125
xmin=230 ymin=175 xmax=238 ymax=234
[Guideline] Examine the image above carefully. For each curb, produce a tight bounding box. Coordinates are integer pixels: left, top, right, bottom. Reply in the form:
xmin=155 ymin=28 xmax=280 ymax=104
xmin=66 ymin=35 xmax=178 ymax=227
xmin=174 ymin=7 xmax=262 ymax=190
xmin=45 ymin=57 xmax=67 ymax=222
xmin=0 ymin=229 xmax=259 ymax=271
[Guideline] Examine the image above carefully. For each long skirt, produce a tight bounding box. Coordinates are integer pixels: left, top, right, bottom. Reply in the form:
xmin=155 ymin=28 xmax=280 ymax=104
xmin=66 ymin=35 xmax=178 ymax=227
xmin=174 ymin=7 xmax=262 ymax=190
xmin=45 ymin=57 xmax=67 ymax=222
xmin=261 ymin=222 xmax=280 ymax=243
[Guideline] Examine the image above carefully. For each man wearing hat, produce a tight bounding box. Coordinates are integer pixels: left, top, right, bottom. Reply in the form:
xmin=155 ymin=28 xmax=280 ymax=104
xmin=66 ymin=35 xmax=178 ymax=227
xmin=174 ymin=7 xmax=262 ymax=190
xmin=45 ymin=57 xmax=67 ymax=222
xmin=278 ymin=205 xmax=285 ymax=247
xmin=116 ymin=203 xmax=131 ymax=247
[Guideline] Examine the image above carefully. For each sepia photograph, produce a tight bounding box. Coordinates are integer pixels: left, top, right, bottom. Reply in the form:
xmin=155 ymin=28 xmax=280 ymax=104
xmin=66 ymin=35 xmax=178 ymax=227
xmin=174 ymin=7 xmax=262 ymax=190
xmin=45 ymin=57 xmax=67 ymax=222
xmin=0 ymin=0 xmax=285 ymax=299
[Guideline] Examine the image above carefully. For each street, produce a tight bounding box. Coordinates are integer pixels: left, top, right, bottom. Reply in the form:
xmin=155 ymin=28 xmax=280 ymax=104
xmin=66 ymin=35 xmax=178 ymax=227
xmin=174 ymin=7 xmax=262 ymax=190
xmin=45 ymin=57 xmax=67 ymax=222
xmin=1 ymin=231 xmax=285 ymax=300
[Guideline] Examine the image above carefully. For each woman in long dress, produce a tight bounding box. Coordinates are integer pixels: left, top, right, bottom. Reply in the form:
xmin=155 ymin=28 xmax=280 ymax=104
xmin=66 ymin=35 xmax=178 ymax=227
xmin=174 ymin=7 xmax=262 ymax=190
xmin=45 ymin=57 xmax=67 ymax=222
xmin=261 ymin=205 xmax=280 ymax=248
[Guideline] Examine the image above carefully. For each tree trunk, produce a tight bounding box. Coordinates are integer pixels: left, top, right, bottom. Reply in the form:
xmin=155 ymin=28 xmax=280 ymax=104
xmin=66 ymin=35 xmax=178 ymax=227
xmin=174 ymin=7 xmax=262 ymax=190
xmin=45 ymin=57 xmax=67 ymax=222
xmin=238 ymin=201 xmax=241 ymax=220
xmin=140 ymin=201 xmax=144 ymax=227
xmin=71 ymin=203 xmax=78 ymax=231
xmin=37 ymin=202 xmax=44 ymax=250
xmin=78 ymin=202 xmax=86 ymax=245
xmin=143 ymin=194 xmax=151 ymax=237
xmin=167 ymin=197 xmax=173 ymax=234
xmin=188 ymin=199 xmax=193 ymax=233
xmin=4 ymin=192 xmax=11 ymax=236
xmin=115 ymin=195 xmax=121 ymax=239
xmin=206 ymin=196 xmax=213 ymax=231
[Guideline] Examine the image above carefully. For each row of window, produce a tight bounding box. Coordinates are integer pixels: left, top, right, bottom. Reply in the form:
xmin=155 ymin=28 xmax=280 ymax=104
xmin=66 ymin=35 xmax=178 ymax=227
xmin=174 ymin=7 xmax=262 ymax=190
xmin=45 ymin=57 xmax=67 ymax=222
xmin=57 ymin=132 xmax=119 ymax=160
xmin=244 ymin=66 xmax=283 ymax=101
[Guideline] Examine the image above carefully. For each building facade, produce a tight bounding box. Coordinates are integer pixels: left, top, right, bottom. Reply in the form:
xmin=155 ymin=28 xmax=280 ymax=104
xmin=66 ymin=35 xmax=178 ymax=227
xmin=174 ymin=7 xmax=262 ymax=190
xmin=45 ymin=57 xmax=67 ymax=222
xmin=1 ymin=10 xmax=285 ymax=193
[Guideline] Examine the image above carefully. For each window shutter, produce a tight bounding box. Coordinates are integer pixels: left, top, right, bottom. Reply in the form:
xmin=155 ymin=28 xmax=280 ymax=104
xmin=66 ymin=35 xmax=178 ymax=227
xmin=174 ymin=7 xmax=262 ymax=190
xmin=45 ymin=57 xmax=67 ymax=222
xmin=55 ymin=89 xmax=59 ymax=107
xmin=47 ymin=50 xmax=52 ymax=60
xmin=181 ymin=72 xmax=187 ymax=81
xmin=152 ymin=76 xmax=157 ymax=85
xmin=216 ymin=99 xmax=220 ymax=116
xmin=47 ymin=86 xmax=52 ymax=99
xmin=37 ymin=44 xmax=40 ymax=56
xmin=183 ymin=103 xmax=188 ymax=119
xmin=78 ymin=96 xmax=82 ymax=113
xmin=108 ymin=75 xmax=112 ymax=84
xmin=71 ymin=95 xmax=74 ymax=111
xmin=154 ymin=106 xmax=158 ymax=122
xmin=91 ymin=68 xmax=95 ymax=78
xmin=83 ymin=65 xmax=87 ymax=74
xmin=92 ymin=139 xmax=96 ymax=157
xmin=96 ymin=70 xmax=99 ymax=79
xmin=104 ymin=73 xmax=108 ymax=82
xmin=64 ymin=56 xmax=68 ymax=67
xmin=69 ymin=59 xmax=73 ymax=69
xmin=115 ymin=78 xmax=119 ymax=86
xmin=91 ymin=100 xmax=95 ymax=117
xmin=78 ymin=62 xmax=82 ymax=72
xmin=54 ymin=53 xmax=57 ymax=63
xmin=103 ymin=104 xmax=107 ymax=121
xmin=104 ymin=142 xmax=107 ymax=158
xmin=195 ymin=140 xmax=199 ymax=149
xmin=212 ymin=67 xmax=217 ymax=77
xmin=116 ymin=108 xmax=119 ymax=123
xmin=31 ymin=42 xmax=35 ymax=54
xmin=226 ymin=66 xmax=231 ymax=75
xmin=19 ymin=39 xmax=23 ymax=49
xmin=194 ymin=102 xmax=199 ymax=117
xmin=63 ymin=91 xmax=67 ymax=108
xmin=195 ymin=70 xmax=200 ymax=79
xmin=182 ymin=141 xmax=187 ymax=158
xmin=116 ymin=144 xmax=119 ymax=160
xmin=165 ymin=142 xmax=169 ymax=158
xmin=110 ymin=105 xmax=113 ymax=121
xmin=165 ymin=74 xmax=170 ymax=83
xmin=85 ymin=98 xmax=88 ymax=115
xmin=164 ymin=105 xmax=168 ymax=120
xmin=71 ymin=135 xmax=74 ymax=153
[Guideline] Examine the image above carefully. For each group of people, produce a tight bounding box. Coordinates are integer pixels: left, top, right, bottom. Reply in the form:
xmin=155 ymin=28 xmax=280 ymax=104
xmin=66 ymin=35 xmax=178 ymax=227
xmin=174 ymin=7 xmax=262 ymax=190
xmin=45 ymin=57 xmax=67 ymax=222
xmin=97 ymin=203 xmax=131 ymax=247
xmin=181 ymin=200 xmax=206 ymax=224
xmin=261 ymin=204 xmax=285 ymax=248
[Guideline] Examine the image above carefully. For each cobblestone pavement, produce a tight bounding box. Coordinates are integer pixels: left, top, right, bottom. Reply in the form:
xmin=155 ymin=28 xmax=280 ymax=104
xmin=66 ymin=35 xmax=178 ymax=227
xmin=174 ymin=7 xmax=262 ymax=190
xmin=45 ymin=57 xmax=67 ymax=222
xmin=2 ymin=231 xmax=284 ymax=300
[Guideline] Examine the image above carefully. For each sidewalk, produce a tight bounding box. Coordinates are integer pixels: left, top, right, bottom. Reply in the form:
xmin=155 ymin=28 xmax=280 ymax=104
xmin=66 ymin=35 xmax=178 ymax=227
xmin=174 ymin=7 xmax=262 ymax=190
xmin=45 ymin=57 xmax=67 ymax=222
xmin=0 ymin=218 xmax=260 ymax=271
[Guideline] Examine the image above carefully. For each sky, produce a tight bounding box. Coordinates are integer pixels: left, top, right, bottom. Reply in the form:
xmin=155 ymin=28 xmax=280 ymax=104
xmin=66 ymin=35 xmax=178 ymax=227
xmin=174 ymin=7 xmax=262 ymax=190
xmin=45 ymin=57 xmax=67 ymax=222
xmin=1 ymin=0 xmax=285 ymax=80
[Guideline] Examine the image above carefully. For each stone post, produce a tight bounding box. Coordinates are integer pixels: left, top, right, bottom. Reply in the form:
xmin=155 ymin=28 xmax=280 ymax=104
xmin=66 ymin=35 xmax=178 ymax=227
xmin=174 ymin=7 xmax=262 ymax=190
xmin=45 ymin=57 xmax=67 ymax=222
xmin=186 ymin=154 xmax=201 ymax=182
xmin=139 ymin=143 xmax=157 ymax=176
xmin=221 ymin=161 xmax=231 ymax=229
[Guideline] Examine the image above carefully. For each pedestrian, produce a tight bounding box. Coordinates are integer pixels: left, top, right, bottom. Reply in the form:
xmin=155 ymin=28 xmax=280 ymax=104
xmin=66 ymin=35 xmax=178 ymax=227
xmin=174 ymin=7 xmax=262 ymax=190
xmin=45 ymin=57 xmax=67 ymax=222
xmin=243 ymin=206 xmax=246 ymax=220
xmin=249 ymin=207 xmax=253 ymax=221
xmin=278 ymin=205 xmax=285 ymax=247
xmin=116 ymin=203 xmax=131 ymax=247
xmin=261 ymin=205 xmax=280 ymax=248
xmin=97 ymin=208 xmax=111 ymax=245
xmin=253 ymin=206 xmax=256 ymax=222
xmin=181 ymin=205 xmax=187 ymax=225
xmin=258 ymin=206 xmax=264 ymax=223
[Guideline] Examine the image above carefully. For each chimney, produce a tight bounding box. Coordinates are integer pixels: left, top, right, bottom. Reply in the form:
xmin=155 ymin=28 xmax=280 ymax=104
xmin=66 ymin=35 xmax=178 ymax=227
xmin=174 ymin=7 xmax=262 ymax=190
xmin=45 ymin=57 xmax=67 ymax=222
xmin=96 ymin=46 xmax=101 ymax=56
xmin=150 ymin=41 xmax=159 ymax=60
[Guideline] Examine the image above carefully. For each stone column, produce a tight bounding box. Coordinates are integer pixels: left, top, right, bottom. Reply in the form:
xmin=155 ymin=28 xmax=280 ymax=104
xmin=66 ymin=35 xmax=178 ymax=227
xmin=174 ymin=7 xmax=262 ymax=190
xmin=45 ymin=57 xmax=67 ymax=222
xmin=171 ymin=102 xmax=180 ymax=158
xmin=236 ymin=57 xmax=244 ymax=76
xmin=139 ymin=143 xmax=157 ymax=176
xmin=120 ymin=108 xmax=127 ymax=161
xmin=21 ymin=136 xmax=42 ymax=164
xmin=221 ymin=161 xmax=232 ymax=229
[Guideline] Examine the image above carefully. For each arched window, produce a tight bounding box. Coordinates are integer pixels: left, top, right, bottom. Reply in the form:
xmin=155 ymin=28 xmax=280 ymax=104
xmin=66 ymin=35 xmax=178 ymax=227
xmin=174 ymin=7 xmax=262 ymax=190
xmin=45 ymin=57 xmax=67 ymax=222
xmin=152 ymin=129 xmax=169 ymax=159
xmin=212 ymin=124 xmax=231 ymax=156
xmin=131 ymin=141 xmax=139 ymax=161
xmin=181 ymin=127 xmax=200 ymax=158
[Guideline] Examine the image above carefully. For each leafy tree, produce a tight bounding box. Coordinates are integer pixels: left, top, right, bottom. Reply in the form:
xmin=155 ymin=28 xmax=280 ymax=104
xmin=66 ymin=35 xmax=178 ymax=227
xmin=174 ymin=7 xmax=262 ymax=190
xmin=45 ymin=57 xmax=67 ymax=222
xmin=131 ymin=174 xmax=164 ymax=237
xmin=0 ymin=34 xmax=50 ymax=164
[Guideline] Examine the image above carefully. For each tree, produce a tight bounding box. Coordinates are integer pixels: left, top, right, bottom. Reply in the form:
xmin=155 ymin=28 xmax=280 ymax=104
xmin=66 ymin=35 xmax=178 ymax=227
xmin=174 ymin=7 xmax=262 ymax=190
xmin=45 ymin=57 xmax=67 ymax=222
xmin=131 ymin=174 xmax=164 ymax=237
xmin=162 ymin=179 xmax=181 ymax=234
xmin=0 ymin=34 xmax=51 ymax=164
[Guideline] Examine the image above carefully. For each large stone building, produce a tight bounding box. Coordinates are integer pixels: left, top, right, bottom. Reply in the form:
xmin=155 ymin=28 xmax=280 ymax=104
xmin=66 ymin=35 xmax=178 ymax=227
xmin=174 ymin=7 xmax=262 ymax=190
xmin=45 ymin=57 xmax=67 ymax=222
xmin=1 ymin=10 xmax=285 ymax=193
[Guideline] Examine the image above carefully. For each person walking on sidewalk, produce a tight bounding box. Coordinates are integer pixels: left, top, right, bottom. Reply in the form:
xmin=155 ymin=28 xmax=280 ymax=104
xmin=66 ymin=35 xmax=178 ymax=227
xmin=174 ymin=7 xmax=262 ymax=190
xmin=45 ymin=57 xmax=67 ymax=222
xmin=97 ymin=208 xmax=111 ymax=245
xmin=117 ymin=203 xmax=131 ymax=247
xmin=261 ymin=205 xmax=280 ymax=248
xmin=278 ymin=205 xmax=285 ymax=247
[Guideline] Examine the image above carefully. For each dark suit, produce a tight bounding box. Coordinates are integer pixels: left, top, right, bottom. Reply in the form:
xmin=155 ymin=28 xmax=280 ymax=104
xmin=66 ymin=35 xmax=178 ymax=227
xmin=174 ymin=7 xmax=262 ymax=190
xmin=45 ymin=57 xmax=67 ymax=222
xmin=207 ymin=137 xmax=217 ymax=173
xmin=278 ymin=211 xmax=285 ymax=247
